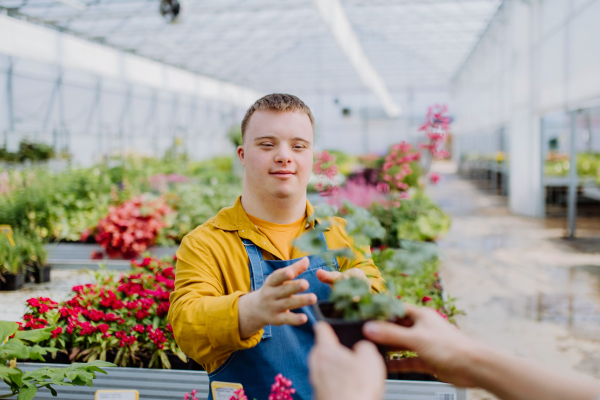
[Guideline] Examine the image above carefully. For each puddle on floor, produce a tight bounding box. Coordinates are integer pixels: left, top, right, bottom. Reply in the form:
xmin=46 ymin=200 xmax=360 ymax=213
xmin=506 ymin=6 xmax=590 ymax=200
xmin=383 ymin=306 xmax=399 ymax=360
xmin=494 ymin=265 xmax=600 ymax=341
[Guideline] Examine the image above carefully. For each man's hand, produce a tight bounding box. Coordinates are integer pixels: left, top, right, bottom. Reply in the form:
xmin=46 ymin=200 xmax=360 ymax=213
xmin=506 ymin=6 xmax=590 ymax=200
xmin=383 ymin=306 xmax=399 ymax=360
xmin=309 ymin=322 xmax=386 ymax=400
xmin=316 ymin=268 xmax=372 ymax=291
xmin=238 ymin=257 xmax=317 ymax=339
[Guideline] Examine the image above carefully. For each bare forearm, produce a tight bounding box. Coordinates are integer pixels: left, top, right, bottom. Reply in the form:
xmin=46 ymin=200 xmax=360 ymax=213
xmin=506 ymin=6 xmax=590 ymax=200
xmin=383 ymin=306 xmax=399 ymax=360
xmin=465 ymin=345 xmax=600 ymax=400
xmin=238 ymin=292 xmax=266 ymax=339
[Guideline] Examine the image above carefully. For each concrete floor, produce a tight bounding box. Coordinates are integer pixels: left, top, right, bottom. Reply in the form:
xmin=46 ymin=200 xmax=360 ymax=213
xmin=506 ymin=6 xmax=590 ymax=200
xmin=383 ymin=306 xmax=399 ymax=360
xmin=430 ymin=167 xmax=600 ymax=399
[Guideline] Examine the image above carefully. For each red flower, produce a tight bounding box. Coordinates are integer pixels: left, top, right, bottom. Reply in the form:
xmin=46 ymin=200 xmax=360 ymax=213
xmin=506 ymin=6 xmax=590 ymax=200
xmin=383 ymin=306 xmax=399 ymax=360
xmin=429 ymin=173 xmax=441 ymax=184
xmin=135 ymin=309 xmax=149 ymax=320
xmin=132 ymin=324 xmax=145 ymax=333
xmin=51 ymin=327 xmax=63 ymax=338
xmin=422 ymin=296 xmax=432 ymax=303
xmin=157 ymin=302 xmax=170 ymax=317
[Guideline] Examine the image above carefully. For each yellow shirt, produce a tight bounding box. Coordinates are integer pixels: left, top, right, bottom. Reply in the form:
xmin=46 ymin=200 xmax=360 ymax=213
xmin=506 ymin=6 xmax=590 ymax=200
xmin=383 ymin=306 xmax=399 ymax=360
xmin=246 ymin=213 xmax=305 ymax=260
xmin=168 ymin=196 xmax=385 ymax=373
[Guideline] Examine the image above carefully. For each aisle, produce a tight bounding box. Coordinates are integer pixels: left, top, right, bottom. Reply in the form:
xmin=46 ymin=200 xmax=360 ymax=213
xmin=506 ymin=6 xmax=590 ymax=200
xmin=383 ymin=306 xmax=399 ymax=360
xmin=430 ymin=169 xmax=600 ymax=399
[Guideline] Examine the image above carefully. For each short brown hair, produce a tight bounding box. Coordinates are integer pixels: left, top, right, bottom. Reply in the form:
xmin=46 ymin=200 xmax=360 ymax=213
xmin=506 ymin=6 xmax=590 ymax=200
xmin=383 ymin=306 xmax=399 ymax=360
xmin=241 ymin=93 xmax=315 ymax=141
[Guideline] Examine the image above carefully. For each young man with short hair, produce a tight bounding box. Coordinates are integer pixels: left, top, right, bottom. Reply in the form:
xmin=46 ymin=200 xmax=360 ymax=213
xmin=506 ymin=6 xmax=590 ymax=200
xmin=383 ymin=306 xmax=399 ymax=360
xmin=168 ymin=93 xmax=384 ymax=400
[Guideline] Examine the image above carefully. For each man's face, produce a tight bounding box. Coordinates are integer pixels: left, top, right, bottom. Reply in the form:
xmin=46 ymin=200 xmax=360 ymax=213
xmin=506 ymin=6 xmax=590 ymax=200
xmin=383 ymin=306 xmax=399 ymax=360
xmin=238 ymin=109 xmax=314 ymax=200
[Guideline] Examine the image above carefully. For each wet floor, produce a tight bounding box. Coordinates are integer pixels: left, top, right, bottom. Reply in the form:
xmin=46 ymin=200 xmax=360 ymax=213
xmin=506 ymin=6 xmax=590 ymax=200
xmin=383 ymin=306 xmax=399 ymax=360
xmin=429 ymin=166 xmax=600 ymax=399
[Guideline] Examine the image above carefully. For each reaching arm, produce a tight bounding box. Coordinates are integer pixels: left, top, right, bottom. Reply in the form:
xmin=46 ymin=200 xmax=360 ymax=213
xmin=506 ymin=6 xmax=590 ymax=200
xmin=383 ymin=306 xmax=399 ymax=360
xmin=363 ymin=305 xmax=600 ymax=400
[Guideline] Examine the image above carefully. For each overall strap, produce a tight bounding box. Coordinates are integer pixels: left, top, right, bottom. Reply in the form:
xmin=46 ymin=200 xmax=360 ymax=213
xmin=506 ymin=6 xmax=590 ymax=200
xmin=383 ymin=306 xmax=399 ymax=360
xmin=242 ymin=238 xmax=265 ymax=291
xmin=241 ymin=238 xmax=271 ymax=338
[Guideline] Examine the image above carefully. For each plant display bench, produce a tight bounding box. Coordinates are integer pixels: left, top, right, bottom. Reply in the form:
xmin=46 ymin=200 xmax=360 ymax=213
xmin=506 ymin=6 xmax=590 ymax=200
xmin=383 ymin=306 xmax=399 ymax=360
xmin=0 ymin=363 xmax=467 ymax=400
xmin=45 ymin=243 xmax=179 ymax=270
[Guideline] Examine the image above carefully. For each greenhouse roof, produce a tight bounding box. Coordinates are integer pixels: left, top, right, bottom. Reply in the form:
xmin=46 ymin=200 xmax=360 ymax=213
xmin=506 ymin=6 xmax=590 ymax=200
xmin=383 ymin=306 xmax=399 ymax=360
xmin=0 ymin=0 xmax=501 ymax=101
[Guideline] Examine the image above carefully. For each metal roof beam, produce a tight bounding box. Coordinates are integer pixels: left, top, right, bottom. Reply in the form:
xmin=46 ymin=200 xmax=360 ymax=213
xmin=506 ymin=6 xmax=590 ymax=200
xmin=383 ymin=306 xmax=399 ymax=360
xmin=313 ymin=0 xmax=400 ymax=118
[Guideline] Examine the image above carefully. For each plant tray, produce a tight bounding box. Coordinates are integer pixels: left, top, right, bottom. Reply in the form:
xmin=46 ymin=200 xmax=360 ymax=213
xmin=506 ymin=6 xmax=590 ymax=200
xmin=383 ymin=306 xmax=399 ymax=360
xmin=0 ymin=363 xmax=467 ymax=400
xmin=45 ymin=243 xmax=179 ymax=270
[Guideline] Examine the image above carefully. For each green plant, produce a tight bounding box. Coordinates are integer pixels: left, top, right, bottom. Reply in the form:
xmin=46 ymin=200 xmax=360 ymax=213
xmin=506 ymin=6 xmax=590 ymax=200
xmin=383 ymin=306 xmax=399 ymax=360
xmin=329 ymin=277 xmax=405 ymax=321
xmin=371 ymin=194 xmax=451 ymax=246
xmin=0 ymin=320 xmax=115 ymax=399
xmin=294 ymin=202 xmax=405 ymax=321
xmin=0 ymin=235 xmax=21 ymax=276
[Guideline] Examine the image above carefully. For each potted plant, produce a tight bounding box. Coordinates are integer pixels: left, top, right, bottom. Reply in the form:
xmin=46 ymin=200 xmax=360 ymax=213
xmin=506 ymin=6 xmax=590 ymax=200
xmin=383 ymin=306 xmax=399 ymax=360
xmin=312 ymin=276 xmax=405 ymax=356
xmin=0 ymin=234 xmax=24 ymax=291
xmin=19 ymin=232 xmax=50 ymax=284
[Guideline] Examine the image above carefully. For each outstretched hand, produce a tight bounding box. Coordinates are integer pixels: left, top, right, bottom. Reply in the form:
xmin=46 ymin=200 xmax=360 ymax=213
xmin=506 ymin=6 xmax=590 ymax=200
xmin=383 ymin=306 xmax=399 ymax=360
xmin=316 ymin=268 xmax=372 ymax=290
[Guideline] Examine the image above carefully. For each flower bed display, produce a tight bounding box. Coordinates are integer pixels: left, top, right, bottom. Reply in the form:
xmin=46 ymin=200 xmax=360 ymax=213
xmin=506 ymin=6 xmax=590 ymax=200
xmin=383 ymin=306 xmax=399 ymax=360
xmin=17 ymin=256 xmax=188 ymax=369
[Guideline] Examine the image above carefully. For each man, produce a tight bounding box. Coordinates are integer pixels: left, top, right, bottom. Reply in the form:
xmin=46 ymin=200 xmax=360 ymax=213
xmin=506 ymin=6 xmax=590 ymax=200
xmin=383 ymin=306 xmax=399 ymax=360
xmin=168 ymin=94 xmax=384 ymax=400
xmin=309 ymin=305 xmax=600 ymax=400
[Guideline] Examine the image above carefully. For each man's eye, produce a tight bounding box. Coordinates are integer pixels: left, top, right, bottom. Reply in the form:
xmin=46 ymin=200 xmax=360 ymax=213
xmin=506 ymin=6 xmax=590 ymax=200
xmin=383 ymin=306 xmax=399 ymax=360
xmin=261 ymin=143 xmax=274 ymax=147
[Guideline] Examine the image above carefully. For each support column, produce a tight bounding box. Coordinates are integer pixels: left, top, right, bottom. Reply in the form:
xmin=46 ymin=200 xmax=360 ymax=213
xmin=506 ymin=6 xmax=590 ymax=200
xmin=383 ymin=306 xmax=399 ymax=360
xmin=567 ymin=110 xmax=578 ymax=238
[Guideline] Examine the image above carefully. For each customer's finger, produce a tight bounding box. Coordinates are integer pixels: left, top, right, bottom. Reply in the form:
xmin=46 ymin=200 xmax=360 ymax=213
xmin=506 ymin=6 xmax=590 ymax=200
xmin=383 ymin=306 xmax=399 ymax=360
xmin=274 ymin=279 xmax=309 ymax=299
xmin=316 ymin=269 xmax=342 ymax=285
xmin=363 ymin=320 xmax=417 ymax=350
xmin=313 ymin=322 xmax=340 ymax=346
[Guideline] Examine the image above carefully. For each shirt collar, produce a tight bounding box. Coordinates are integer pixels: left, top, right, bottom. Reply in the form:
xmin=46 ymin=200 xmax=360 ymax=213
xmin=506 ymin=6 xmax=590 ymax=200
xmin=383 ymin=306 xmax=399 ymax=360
xmin=213 ymin=195 xmax=325 ymax=235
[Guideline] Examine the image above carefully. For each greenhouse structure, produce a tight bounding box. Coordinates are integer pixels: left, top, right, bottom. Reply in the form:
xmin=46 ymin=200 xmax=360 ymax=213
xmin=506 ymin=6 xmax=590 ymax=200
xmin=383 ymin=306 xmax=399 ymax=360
xmin=0 ymin=1 xmax=599 ymax=400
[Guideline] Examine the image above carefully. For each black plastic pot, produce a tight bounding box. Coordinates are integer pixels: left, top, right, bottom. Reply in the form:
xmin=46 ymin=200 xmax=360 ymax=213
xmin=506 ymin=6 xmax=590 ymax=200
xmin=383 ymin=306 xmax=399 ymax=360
xmin=167 ymin=353 xmax=189 ymax=370
xmin=0 ymin=272 xmax=23 ymax=291
xmin=26 ymin=265 xmax=52 ymax=284
xmin=313 ymin=301 xmax=388 ymax=357
xmin=42 ymin=351 xmax=70 ymax=364
xmin=313 ymin=301 xmax=438 ymax=382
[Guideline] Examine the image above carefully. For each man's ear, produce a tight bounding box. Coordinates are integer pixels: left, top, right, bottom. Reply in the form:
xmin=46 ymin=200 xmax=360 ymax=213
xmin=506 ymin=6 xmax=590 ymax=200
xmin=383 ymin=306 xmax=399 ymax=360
xmin=237 ymin=145 xmax=245 ymax=166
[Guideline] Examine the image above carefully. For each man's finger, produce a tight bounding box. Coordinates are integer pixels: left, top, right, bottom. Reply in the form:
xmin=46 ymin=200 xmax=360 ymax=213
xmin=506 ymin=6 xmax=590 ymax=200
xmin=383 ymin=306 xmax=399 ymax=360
xmin=274 ymin=279 xmax=310 ymax=299
xmin=266 ymin=257 xmax=310 ymax=287
xmin=275 ymin=293 xmax=317 ymax=312
xmin=313 ymin=322 xmax=341 ymax=346
xmin=316 ymin=269 xmax=342 ymax=285
xmin=275 ymin=311 xmax=308 ymax=326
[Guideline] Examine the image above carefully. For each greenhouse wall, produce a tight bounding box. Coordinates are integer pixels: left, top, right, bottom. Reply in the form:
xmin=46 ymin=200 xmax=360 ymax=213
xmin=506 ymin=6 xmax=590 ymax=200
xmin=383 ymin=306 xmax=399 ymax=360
xmin=451 ymin=0 xmax=600 ymax=217
xmin=0 ymin=14 xmax=260 ymax=166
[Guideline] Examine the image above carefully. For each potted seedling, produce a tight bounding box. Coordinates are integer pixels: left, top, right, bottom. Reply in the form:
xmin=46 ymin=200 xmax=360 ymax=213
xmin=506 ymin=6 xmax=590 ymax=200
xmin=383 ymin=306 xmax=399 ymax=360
xmin=20 ymin=233 xmax=51 ymax=284
xmin=294 ymin=202 xmax=406 ymax=354
xmin=0 ymin=235 xmax=24 ymax=291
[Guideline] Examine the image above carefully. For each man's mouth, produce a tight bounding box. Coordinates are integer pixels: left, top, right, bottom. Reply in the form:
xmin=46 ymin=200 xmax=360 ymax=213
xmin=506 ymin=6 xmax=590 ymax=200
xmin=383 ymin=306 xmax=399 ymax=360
xmin=270 ymin=170 xmax=295 ymax=177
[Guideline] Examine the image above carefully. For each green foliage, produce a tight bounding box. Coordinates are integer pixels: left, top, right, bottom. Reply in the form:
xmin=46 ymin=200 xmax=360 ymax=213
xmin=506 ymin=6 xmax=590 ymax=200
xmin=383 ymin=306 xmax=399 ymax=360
xmin=329 ymin=277 xmax=405 ymax=321
xmin=0 ymin=231 xmax=47 ymax=276
xmin=373 ymin=240 xmax=441 ymax=280
xmin=544 ymin=152 xmax=600 ymax=180
xmin=371 ymin=194 xmax=451 ymax=246
xmin=227 ymin=126 xmax=243 ymax=148
xmin=0 ymin=320 xmax=115 ymax=399
xmin=325 ymin=150 xmax=359 ymax=176
xmin=0 ymin=140 xmax=54 ymax=163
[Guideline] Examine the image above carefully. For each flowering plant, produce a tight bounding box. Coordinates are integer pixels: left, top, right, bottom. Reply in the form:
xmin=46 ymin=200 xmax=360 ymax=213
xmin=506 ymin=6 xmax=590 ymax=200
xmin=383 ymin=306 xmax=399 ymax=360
xmin=17 ymin=256 xmax=184 ymax=369
xmin=83 ymin=196 xmax=174 ymax=259
xmin=312 ymin=151 xmax=340 ymax=196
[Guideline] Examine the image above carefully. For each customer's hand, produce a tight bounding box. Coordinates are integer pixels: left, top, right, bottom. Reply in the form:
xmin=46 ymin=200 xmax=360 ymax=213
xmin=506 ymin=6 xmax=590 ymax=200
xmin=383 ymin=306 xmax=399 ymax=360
xmin=309 ymin=322 xmax=386 ymax=400
xmin=316 ymin=267 xmax=372 ymax=290
xmin=363 ymin=304 xmax=479 ymax=387
xmin=238 ymin=257 xmax=317 ymax=339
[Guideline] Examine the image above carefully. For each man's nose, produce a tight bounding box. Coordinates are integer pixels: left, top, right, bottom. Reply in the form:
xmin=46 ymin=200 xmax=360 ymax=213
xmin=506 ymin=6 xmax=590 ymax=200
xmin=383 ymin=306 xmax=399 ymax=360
xmin=275 ymin=149 xmax=292 ymax=164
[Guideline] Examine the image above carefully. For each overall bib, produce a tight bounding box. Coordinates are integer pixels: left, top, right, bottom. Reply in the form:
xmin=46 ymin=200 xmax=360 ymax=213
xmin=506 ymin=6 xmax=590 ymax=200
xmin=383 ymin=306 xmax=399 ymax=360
xmin=207 ymin=231 xmax=339 ymax=400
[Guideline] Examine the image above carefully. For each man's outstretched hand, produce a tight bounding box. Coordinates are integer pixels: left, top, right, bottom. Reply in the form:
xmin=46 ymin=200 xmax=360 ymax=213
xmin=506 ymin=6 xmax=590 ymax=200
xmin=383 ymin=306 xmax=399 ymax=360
xmin=238 ymin=257 xmax=317 ymax=339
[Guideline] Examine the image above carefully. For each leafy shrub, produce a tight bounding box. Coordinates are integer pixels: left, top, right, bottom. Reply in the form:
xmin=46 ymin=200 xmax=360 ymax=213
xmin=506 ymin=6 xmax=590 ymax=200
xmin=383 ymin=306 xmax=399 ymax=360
xmin=85 ymin=197 xmax=173 ymax=259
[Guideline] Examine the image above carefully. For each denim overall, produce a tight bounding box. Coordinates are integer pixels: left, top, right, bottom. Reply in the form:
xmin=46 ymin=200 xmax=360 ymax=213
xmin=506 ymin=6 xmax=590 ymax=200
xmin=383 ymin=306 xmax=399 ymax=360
xmin=207 ymin=231 xmax=339 ymax=400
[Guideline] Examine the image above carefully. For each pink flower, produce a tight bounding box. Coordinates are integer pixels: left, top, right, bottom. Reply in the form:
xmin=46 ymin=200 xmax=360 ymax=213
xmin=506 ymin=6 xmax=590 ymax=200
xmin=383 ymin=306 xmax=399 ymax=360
xmin=429 ymin=173 xmax=441 ymax=184
xmin=422 ymin=296 xmax=432 ymax=303
xmin=435 ymin=309 xmax=448 ymax=320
